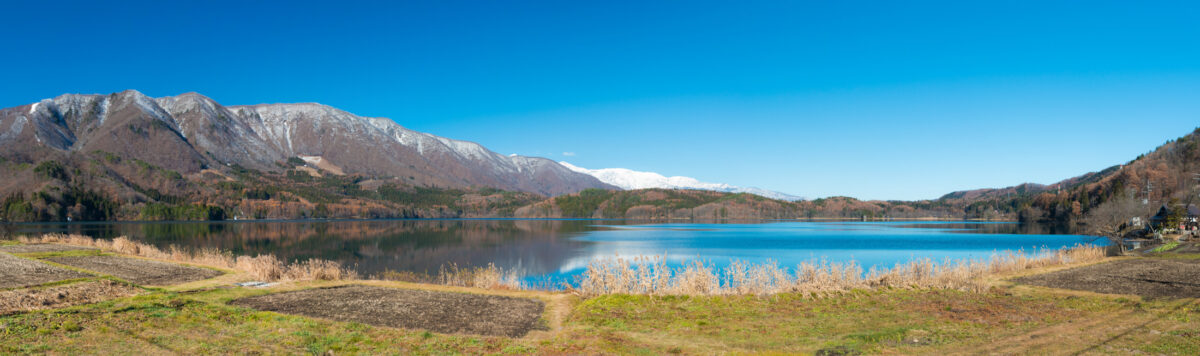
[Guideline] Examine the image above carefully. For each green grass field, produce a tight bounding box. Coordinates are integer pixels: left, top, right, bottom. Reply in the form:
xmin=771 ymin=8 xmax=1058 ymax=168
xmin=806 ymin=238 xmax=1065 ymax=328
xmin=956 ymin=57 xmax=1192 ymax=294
xmin=3 ymin=278 xmax=1199 ymax=355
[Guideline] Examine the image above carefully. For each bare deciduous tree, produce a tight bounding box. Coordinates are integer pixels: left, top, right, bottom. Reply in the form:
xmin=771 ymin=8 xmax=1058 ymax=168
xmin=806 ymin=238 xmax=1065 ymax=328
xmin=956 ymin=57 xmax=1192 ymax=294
xmin=1083 ymin=194 xmax=1153 ymax=253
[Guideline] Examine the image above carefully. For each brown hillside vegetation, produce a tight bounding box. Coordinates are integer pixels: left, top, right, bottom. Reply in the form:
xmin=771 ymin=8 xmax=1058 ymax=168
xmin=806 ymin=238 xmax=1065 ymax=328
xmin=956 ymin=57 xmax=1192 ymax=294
xmin=4 ymin=124 xmax=1199 ymax=223
xmin=940 ymin=127 xmax=1200 ymax=231
xmin=0 ymin=150 xmax=544 ymax=222
xmin=514 ymin=188 xmax=804 ymax=219
xmin=513 ymin=188 xmax=973 ymax=220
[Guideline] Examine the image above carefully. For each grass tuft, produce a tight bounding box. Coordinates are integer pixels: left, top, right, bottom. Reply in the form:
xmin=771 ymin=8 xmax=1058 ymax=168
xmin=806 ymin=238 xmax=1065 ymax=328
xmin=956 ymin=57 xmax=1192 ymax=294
xmin=1153 ymin=241 xmax=1181 ymax=253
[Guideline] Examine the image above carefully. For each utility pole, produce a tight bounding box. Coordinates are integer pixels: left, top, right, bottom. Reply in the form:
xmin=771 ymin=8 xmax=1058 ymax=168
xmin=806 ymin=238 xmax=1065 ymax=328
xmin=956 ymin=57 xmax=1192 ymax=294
xmin=1143 ymin=179 xmax=1153 ymax=205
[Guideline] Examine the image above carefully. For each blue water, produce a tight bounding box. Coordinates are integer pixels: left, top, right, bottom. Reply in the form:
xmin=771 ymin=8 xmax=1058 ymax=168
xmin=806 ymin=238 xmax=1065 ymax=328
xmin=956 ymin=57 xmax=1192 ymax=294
xmin=526 ymin=221 xmax=1103 ymax=286
xmin=16 ymin=219 xmax=1104 ymax=287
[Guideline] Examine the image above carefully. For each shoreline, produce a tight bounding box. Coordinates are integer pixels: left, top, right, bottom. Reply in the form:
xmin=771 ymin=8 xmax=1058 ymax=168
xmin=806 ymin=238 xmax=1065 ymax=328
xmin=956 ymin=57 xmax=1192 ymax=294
xmin=4 ymin=216 xmax=1019 ymax=225
xmin=4 ymin=236 xmax=1197 ymax=354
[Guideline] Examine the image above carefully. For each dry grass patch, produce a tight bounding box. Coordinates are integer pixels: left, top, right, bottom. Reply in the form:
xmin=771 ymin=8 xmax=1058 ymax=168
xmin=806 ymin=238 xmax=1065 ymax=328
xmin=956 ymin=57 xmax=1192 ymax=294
xmin=578 ymin=244 xmax=1106 ymax=296
xmin=234 ymin=255 xmax=358 ymax=281
xmin=0 ymin=280 xmax=141 ymax=315
xmin=0 ymin=244 xmax=96 ymax=254
xmin=373 ymin=262 xmax=523 ymax=290
xmin=17 ymin=234 xmax=357 ymax=282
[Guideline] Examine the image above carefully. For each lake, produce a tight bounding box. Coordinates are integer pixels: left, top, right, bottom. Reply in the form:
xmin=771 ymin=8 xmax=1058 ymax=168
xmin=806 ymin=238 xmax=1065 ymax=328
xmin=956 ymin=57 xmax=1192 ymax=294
xmin=13 ymin=219 xmax=1105 ymax=286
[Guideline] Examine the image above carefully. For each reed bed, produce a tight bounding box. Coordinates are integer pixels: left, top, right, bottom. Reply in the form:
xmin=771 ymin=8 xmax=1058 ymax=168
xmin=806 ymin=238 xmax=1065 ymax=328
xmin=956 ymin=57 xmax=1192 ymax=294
xmin=17 ymin=234 xmax=357 ymax=282
xmin=13 ymin=233 xmax=1106 ymax=295
xmin=372 ymin=262 xmax=523 ymax=290
xmin=577 ymin=244 xmax=1106 ymax=296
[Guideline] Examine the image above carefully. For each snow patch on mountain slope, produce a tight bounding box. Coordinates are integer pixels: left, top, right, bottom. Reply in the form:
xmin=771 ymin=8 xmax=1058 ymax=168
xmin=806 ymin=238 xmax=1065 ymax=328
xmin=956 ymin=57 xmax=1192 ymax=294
xmin=559 ymin=162 xmax=804 ymax=201
xmin=298 ymin=155 xmax=345 ymax=175
xmin=233 ymin=102 xmax=567 ymax=177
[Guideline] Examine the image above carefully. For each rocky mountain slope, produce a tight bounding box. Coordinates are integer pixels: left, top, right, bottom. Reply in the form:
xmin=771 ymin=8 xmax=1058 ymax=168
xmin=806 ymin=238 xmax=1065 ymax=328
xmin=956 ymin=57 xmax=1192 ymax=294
xmin=0 ymin=90 xmax=612 ymax=196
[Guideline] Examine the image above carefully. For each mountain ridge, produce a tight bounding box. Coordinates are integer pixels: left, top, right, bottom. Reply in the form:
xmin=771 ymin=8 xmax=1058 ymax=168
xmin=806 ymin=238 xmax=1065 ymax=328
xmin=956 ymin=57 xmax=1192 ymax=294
xmin=559 ymin=162 xmax=804 ymax=201
xmin=0 ymin=90 xmax=613 ymax=196
xmin=3 ymin=90 xmax=1197 ymax=227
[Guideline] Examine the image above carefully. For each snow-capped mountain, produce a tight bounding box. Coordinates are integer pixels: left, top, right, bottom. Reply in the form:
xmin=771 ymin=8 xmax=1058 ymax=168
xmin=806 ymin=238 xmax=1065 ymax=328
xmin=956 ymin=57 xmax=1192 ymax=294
xmin=0 ymin=90 xmax=613 ymax=196
xmin=559 ymin=162 xmax=804 ymax=201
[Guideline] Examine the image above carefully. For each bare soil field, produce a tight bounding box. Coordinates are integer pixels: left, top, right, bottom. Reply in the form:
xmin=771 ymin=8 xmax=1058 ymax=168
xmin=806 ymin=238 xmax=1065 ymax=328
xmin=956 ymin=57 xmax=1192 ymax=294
xmin=0 ymin=253 xmax=90 ymax=289
xmin=0 ymin=280 xmax=142 ymax=315
xmin=44 ymin=255 xmax=223 ymax=286
xmin=232 ymin=285 xmax=546 ymax=337
xmin=1013 ymin=258 xmax=1200 ymax=298
xmin=0 ymin=244 xmax=96 ymax=254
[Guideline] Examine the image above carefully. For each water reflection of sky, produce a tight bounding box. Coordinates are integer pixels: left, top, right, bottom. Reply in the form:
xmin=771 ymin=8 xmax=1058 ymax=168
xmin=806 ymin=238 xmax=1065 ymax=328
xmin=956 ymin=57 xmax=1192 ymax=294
xmin=534 ymin=222 xmax=1103 ymax=286
xmin=17 ymin=220 xmax=1103 ymax=287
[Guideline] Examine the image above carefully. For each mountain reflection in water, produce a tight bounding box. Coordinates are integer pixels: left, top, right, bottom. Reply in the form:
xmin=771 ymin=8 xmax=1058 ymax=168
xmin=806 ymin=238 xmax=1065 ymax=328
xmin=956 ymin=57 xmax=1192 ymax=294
xmin=16 ymin=219 xmax=1102 ymax=286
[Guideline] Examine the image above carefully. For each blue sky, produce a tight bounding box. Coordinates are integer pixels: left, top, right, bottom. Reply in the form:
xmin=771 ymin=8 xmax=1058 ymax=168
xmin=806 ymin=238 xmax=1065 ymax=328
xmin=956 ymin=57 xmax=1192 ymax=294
xmin=2 ymin=1 xmax=1198 ymax=200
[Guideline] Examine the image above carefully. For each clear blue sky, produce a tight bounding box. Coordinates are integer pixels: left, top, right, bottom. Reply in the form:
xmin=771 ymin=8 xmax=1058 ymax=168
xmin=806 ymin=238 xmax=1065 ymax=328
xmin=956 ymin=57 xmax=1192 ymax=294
xmin=2 ymin=1 xmax=1198 ymax=200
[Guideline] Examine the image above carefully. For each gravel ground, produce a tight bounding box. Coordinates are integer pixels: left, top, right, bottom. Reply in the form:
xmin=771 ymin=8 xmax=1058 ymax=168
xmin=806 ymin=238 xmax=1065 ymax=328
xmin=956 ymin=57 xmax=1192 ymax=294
xmin=232 ymin=285 xmax=546 ymax=337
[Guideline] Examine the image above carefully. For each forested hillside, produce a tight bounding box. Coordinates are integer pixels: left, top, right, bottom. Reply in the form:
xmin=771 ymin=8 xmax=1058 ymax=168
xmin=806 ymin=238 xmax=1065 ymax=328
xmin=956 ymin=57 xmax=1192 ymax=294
xmin=0 ymin=151 xmax=543 ymax=222
xmin=4 ymin=121 xmax=1197 ymax=225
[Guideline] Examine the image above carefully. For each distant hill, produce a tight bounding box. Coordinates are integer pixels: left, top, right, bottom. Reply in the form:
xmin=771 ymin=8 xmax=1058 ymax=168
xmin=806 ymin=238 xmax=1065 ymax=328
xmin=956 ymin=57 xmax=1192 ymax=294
xmin=514 ymin=188 xmax=803 ymax=219
xmin=511 ymin=189 xmax=967 ymax=220
xmin=928 ymin=127 xmax=1200 ymax=227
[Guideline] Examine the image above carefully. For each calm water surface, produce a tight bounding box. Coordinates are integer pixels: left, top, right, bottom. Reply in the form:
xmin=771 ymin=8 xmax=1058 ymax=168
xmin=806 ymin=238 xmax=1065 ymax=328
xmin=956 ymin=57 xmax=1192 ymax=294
xmin=15 ymin=220 xmax=1105 ymax=286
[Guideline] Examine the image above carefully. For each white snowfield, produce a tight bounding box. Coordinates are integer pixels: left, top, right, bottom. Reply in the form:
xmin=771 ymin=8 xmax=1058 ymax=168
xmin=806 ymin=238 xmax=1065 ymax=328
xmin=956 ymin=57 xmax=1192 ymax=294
xmin=559 ymin=162 xmax=804 ymax=201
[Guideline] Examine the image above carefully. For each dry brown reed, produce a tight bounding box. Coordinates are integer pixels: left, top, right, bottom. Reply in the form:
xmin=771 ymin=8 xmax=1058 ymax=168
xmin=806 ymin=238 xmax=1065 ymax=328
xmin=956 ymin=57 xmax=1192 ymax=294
xmin=373 ymin=262 xmax=523 ymax=290
xmin=577 ymin=244 xmax=1107 ymax=296
xmin=17 ymin=234 xmax=356 ymax=282
xmin=13 ymin=233 xmax=1106 ymax=295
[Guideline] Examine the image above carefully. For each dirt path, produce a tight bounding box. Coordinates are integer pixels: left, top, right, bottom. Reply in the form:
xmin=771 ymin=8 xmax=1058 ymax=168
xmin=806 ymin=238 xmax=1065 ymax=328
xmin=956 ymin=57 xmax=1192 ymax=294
xmin=232 ymin=285 xmax=546 ymax=337
xmin=45 ymin=255 xmax=223 ymax=286
xmin=0 ymin=253 xmax=90 ymax=289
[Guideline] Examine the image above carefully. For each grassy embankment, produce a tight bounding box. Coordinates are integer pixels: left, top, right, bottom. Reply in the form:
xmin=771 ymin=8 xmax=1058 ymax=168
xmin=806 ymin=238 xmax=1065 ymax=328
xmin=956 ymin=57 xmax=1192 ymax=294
xmin=2 ymin=236 xmax=1199 ymax=354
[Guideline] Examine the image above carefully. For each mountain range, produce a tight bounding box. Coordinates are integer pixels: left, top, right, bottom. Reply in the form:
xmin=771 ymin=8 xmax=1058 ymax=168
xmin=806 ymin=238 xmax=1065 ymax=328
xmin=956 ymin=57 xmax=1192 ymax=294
xmin=1 ymin=90 xmax=1196 ymax=227
xmin=0 ymin=90 xmax=612 ymax=196
xmin=558 ymin=162 xmax=803 ymax=201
